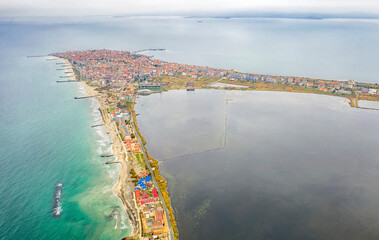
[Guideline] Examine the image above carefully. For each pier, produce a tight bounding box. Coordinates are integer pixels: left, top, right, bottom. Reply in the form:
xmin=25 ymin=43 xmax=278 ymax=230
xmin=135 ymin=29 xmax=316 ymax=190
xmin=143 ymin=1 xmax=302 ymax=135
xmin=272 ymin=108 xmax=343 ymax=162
xmin=133 ymin=48 xmax=165 ymax=54
xmin=357 ymin=106 xmax=379 ymax=111
xmin=27 ymin=55 xmax=48 ymax=58
xmin=56 ymin=80 xmax=80 ymax=83
xmin=56 ymin=63 xmax=68 ymax=66
xmin=74 ymin=96 xmax=96 ymax=99
xmin=56 ymin=68 xmax=69 ymax=71
xmin=59 ymin=76 xmax=73 ymax=78
xmin=91 ymin=123 xmax=104 ymax=128
xmin=105 ymin=161 xmax=120 ymax=165
xmin=101 ymin=154 xmax=113 ymax=158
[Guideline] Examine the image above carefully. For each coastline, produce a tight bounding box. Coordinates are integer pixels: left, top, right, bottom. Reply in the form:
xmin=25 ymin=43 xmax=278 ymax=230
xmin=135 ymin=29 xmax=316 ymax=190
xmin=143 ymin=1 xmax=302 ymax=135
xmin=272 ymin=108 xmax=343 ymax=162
xmin=53 ymin=56 xmax=140 ymax=238
xmin=163 ymin=85 xmax=378 ymax=109
xmin=82 ymin=81 xmax=140 ymax=237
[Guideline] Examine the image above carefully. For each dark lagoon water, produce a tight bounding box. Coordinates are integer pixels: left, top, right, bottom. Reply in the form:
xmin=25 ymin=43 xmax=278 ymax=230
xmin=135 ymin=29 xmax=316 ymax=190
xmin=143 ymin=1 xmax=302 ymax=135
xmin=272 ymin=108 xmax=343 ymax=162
xmin=1 ymin=15 xmax=379 ymax=239
xmin=135 ymin=90 xmax=379 ymax=240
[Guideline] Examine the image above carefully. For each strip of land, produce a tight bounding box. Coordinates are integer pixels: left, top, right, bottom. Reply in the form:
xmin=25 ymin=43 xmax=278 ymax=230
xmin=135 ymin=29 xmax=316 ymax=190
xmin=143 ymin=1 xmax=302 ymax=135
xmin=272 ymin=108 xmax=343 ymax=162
xmin=53 ymin=55 xmax=176 ymax=240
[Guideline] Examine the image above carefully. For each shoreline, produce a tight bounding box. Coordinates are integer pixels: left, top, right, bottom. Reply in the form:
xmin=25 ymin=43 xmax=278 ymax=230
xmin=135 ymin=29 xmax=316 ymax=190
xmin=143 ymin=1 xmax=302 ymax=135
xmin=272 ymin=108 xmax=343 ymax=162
xmin=82 ymin=81 xmax=140 ymax=237
xmin=162 ymin=85 xmax=379 ymax=109
xmin=53 ymin=56 xmax=140 ymax=238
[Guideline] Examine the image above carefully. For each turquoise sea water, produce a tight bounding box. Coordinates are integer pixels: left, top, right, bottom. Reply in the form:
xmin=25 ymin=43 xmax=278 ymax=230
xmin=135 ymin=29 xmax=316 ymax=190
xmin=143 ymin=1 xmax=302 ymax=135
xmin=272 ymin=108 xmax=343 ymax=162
xmin=0 ymin=51 xmax=130 ymax=238
xmin=0 ymin=57 xmax=130 ymax=239
xmin=1 ymin=16 xmax=379 ymax=239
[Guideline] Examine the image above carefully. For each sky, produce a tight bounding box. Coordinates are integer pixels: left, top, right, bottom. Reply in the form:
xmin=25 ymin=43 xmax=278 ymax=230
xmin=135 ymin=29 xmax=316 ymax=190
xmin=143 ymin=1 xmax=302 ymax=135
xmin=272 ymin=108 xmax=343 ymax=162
xmin=0 ymin=0 xmax=378 ymax=17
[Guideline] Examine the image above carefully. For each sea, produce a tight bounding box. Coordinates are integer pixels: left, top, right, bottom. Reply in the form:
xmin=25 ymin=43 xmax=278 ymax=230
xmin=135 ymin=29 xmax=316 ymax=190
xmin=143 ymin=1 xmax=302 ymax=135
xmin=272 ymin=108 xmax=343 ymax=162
xmin=0 ymin=15 xmax=379 ymax=239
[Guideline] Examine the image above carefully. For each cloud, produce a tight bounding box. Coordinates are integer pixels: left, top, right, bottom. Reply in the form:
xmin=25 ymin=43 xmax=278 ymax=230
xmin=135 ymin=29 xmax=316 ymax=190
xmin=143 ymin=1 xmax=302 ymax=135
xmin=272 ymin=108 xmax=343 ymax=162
xmin=0 ymin=0 xmax=379 ymax=16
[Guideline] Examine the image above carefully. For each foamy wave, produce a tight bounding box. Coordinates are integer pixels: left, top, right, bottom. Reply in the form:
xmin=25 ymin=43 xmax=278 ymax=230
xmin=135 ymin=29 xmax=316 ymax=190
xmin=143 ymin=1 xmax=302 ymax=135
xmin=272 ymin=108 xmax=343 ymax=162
xmin=114 ymin=214 xmax=118 ymax=229
xmin=97 ymin=139 xmax=107 ymax=147
xmin=105 ymin=145 xmax=112 ymax=154
xmin=78 ymin=84 xmax=85 ymax=92
xmin=120 ymin=213 xmax=128 ymax=229
xmin=102 ymin=185 xmax=113 ymax=194
xmin=95 ymin=128 xmax=108 ymax=140
xmin=107 ymin=167 xmax=119 ymax=179
xmin=97 ymin=146 xmax=103 ymax=155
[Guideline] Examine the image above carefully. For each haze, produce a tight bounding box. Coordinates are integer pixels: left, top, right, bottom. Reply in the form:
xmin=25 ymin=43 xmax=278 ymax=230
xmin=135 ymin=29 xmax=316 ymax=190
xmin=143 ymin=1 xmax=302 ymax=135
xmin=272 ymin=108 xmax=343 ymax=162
xmin=0 ymin=0 xmax=379 ymax=17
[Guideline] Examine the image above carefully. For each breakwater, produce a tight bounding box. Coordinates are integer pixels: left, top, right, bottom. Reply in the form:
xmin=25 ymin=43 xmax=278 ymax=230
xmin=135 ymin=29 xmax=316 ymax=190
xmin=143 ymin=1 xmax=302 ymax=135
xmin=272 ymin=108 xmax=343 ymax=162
xmin=52 ymin=183 xmax=63 ymax=217
xmin=57 ymin=80 xmax=80 ymax=83
xmin=133 ymin=48 xmax=165 ymax=54
xmin=26 ymin=55 xmax=48 ymax=58
xmin=74 ymin=96 xmax=96 ymax=99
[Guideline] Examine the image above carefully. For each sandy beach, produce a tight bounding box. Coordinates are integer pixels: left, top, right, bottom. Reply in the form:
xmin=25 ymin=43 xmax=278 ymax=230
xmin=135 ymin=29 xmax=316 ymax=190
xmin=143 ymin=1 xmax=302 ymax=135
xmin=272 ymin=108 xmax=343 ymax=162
xmin=84 ymin=82 xmax=140 ymax=237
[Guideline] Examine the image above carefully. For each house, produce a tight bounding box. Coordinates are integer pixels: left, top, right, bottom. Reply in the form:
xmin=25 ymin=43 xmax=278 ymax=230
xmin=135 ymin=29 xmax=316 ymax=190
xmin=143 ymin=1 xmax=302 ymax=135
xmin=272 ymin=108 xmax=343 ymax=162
xmin=141 ymin=197 xmax=156 ymax=205
xmin=369 ymin=88 xmax=377 ymax=95
xmin=155 ymin=206 xmax=164 ymax=220
xmin=152 ymin=189 xmax=159 ymax=199
xmin=135 ymin=189 xmax=140 ymax=203
xmin=152 ymin=219 xmax=164 ymax=235
xmin=125 ymin=139 xmax=141 ymax=152
xmin=121 ymin=126 xmax=129 ymax=137
xmin=143 ymin=206 xmax=150 ymax=218
xmin=306 ymin=82 xmax=313 ymax=88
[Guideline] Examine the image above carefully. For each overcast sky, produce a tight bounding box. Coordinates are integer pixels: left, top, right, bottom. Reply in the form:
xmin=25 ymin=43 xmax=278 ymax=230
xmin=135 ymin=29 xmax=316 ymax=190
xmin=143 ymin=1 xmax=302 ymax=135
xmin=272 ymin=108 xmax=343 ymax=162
xmin=0 ymin=0 xmax=379 ymax=17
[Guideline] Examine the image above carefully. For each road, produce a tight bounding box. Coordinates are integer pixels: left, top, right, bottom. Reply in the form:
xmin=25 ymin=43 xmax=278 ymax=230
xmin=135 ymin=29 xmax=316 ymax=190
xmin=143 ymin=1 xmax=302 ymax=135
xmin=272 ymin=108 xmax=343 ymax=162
xmin=131 ymin=117 xmax=175 ymax=240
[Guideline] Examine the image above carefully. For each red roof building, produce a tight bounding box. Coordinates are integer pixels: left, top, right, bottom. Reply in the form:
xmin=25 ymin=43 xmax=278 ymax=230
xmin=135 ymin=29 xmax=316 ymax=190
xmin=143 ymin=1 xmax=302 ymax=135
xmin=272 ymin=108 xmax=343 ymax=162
xmin=152 ymin=189 xmax=158 ymax=199
xmin=135 ymin=189 xmax=140 ymax=202
xmin=141 ymin=198 xmax=155 ymax=205
xmin=155 ymin=206 xmax=164 ymax=220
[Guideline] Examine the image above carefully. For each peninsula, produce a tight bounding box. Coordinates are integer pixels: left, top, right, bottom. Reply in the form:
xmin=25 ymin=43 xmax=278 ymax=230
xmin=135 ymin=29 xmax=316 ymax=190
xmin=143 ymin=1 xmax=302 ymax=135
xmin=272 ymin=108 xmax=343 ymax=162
xmin=51 ymin=49 xmax=379 ymax=240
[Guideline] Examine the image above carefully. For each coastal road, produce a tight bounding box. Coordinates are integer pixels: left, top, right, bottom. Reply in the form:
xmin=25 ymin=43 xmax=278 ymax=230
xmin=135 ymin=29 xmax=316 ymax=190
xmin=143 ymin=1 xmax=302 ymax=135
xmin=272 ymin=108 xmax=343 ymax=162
xmin=131 ymin=118 xmax=175 ymax=240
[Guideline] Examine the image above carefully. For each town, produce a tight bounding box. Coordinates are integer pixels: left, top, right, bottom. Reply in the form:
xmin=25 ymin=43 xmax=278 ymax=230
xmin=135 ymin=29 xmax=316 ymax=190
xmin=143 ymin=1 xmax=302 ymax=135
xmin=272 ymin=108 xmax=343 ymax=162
xmin=54 ymin=49 xmax=378 ymax=106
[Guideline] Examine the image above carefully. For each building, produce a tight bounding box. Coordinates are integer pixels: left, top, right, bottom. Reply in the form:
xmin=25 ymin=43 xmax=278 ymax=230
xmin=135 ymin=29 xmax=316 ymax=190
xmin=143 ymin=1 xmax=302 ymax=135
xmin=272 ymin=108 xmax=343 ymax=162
xmin=369 ymin=88 xmax=377 ymax=95
xmin=152 ymin=219 xmax=164 ymax=234
xmin=155 ymin=206 xmax=164 ymax=220
xmin=139 ymin=84 xmax=162 ymax=91
xmin=135 ymin=189 xmax=140 ymax=203
xmin=121 ymin=126 xmax=129 ymax=137
xmin=152 ymin=189 xmax=159 ymax=199
xmin=141 ymin=197 xmax=155 ymax=205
